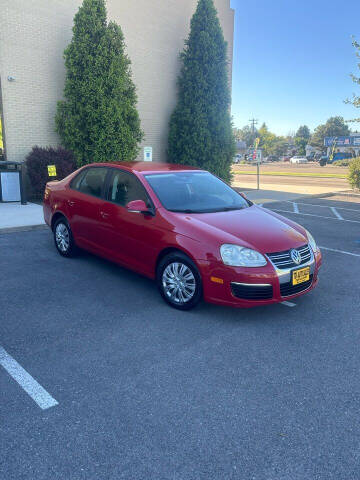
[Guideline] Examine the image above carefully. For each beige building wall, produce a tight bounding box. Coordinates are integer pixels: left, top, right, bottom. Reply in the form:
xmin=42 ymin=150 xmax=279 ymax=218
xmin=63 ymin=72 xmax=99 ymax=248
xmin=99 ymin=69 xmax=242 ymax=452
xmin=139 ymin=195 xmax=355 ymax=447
xmin=0 ymin=0 xmax=234 ymax=164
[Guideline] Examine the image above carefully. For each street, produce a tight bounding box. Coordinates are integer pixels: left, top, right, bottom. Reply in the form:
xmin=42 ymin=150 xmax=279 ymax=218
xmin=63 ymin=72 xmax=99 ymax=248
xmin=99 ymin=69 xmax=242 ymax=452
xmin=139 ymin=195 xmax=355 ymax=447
xmin=1 ymin=197 xmax=360 ymax=479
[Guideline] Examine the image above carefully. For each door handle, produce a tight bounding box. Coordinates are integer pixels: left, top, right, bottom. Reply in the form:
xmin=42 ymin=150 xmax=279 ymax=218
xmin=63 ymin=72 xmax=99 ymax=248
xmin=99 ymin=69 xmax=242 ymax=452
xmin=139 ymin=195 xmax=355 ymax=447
xmin=100 ymin=211 xmax=110 ymax=219
xmin=67 ymin=200 xmax=75 ymax=207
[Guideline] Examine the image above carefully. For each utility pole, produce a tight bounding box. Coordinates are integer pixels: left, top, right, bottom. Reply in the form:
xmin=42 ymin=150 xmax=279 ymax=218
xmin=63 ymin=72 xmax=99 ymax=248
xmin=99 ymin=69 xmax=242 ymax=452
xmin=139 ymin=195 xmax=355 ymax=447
xmin=249 ymin=118 xmax=258 ymax=134
xmin=253 ymin=137 xmax=261 ymax=190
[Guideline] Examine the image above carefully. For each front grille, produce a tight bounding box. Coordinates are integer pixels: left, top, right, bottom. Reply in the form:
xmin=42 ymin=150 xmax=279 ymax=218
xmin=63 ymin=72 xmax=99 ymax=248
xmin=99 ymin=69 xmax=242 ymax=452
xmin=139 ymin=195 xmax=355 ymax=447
xmin=280 ymin=275 xmax=313 ymax=297
xmin=267 ymin=244 xmax=312 ymax=270
xmin=231 ymin=283 xmax=273 ymax=300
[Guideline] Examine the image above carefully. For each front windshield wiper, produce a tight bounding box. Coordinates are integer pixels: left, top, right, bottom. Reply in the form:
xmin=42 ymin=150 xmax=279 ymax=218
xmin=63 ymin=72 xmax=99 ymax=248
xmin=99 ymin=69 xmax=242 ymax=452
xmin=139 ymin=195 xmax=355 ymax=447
xmin=223 ymin=206 xmax=245 ymax=211
xmin=169 ymin=206 xmax=247 ymax=214
xmin=214 ymin=206 xmax=247 ymax=212
xmin=169 ymin=209 xmax=200 ymax=213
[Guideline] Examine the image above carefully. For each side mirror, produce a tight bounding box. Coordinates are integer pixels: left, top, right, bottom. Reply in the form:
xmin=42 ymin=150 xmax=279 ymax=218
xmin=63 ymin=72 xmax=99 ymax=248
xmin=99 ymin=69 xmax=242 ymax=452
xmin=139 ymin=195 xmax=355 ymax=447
xmin=126 ymin=199 xmax=150 ymax=214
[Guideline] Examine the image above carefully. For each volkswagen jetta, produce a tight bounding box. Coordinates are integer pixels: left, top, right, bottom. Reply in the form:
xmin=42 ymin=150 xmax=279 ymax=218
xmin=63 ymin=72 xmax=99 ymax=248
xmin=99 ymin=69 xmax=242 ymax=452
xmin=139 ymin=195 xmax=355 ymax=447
xmin=44 ymin=162 xmax=322 ymax=310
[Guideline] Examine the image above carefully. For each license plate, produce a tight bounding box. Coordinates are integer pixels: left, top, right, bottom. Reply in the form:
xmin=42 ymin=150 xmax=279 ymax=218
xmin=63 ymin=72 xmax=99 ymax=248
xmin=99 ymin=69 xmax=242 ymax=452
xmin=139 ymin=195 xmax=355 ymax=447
xmin=292 ymin=267 xmax=310 ymax=286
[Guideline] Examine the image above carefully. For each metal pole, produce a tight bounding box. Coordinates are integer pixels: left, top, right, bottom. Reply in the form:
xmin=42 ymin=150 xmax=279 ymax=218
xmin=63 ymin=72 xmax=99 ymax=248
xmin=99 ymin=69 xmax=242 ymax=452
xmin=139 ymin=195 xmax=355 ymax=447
xmin=19 ymin=163 xmax=27 ymax=205
xmin=257 ymin=162 xmax=260 ymax=190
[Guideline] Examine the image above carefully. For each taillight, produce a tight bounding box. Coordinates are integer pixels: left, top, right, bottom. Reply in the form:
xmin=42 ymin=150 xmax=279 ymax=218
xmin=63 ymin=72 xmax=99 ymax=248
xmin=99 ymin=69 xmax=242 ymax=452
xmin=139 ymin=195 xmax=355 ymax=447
xmin=44 ymin=187 xmax=50 ymax=200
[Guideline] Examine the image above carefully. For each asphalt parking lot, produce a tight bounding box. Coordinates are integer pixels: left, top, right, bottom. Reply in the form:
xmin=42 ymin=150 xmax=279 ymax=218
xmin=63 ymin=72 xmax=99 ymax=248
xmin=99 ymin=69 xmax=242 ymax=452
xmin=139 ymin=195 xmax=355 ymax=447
xmin=1 ymin=197 xmax=360 ymax=480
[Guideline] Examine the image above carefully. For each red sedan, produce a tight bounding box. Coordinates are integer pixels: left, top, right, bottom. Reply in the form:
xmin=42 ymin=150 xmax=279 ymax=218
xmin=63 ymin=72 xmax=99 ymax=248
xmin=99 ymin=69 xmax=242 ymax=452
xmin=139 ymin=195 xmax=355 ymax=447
xmin=44 ymin=162 xmax=322 ymax=310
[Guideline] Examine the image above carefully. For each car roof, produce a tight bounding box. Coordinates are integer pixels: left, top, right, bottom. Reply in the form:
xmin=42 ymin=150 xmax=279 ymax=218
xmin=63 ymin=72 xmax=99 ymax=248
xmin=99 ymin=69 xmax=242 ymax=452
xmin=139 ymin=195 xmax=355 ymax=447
xmin=83 ymin=162 xmax=203 ymax=174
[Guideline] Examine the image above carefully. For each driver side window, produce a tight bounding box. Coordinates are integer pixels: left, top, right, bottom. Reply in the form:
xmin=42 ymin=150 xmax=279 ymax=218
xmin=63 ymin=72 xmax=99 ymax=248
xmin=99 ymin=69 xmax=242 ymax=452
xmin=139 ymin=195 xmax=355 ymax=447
xmin=107 ymin=170 xmax=149 ymax=207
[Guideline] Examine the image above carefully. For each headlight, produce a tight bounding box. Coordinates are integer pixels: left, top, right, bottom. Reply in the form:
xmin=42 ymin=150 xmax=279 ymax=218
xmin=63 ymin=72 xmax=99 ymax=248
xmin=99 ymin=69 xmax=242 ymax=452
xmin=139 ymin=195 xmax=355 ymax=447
xmin=305 ymin=229 xmax=317 ymax=252
xmin=220 ymin=244 xmax=267 ymax=267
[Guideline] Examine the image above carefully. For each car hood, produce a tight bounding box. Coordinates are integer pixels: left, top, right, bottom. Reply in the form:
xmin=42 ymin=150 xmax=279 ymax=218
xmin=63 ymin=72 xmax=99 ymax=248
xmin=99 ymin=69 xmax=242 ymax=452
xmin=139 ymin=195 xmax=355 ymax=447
xmin=173 ymin=206 xmax=308 ymax=254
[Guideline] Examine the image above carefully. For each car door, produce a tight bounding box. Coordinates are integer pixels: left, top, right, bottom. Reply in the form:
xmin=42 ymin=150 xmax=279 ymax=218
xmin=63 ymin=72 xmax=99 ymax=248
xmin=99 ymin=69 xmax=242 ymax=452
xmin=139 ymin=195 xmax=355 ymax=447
xmin=98 ymin=169 xmax=158 ymax=276
xmin=66 ymin=167 xmax=109 ymax=252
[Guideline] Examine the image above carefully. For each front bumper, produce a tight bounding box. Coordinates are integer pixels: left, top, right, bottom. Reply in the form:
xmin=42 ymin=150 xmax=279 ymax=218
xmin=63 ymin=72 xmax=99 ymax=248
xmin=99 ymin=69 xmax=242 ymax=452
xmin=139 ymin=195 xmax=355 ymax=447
xmin=201 ymin=248 xmax=322 ymax=308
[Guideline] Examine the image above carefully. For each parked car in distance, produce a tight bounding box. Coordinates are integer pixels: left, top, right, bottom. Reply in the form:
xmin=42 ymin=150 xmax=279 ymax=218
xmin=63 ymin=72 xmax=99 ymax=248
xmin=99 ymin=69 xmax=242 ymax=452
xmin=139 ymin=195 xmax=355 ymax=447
xmin=280 ymin=156 xmax=291 ymax=162
xmin=290 ymin=156 xmax=308 ymax=164
xmin=306 ymin=152 xmax=315 ymax=161
xmin=44 ymin=162 xmax=322 ymax=310
xmin=264 ymin=155 xmax=279 ymax=163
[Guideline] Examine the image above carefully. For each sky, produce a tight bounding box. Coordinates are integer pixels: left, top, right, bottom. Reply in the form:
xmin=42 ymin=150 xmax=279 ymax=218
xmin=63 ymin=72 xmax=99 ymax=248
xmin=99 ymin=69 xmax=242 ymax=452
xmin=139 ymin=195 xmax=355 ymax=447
xmin=230 ymin=0 xmax=360 ymax=136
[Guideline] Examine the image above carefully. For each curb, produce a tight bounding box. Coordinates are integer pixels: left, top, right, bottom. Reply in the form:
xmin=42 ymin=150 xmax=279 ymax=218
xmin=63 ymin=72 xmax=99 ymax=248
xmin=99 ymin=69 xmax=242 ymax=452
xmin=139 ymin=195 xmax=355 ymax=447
xmin=259 ymin=192 xmax=360 ymax=204
xmin=0 ymin=224 xmax=48 ymax=234
xmin=302 ymin=192 xmax=339 ymax=199
xmin=257 ymin=193 xmax=334 ymax=205
xmin=326 ymin=191 xmax=360 ymax=198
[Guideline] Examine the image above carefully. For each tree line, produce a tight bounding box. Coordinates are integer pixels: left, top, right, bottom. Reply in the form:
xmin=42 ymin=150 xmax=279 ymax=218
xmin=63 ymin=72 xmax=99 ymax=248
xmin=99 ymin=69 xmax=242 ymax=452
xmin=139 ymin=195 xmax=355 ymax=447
xmin=234 ymin=116 xmax=355 ymax=157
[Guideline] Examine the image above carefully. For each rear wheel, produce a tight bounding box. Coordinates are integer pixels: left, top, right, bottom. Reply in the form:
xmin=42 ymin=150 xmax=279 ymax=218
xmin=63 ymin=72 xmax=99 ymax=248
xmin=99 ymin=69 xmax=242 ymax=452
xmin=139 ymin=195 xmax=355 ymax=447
xmin=53 ymin=217 xmax=77 ymax=257
xmin=157 ymin=252 xmax=202 ymax=310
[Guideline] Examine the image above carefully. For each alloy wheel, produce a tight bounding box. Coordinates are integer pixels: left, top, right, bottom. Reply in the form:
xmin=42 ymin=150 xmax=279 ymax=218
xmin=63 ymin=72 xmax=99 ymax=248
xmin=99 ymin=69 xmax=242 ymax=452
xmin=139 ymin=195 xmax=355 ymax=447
xmin=162 ymin=262 xmax=196 ymax=305
xmin=55 ymin=223 xmax=70 ymax=253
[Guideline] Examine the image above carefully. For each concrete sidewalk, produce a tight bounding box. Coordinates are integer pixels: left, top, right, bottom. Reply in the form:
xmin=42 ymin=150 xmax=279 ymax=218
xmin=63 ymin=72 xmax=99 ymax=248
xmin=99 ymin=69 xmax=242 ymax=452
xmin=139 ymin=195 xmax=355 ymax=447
xmin=242 ymin=189 xmax=312 ymax=204
xmin=0 ymin=202 xmax=45 ymax=232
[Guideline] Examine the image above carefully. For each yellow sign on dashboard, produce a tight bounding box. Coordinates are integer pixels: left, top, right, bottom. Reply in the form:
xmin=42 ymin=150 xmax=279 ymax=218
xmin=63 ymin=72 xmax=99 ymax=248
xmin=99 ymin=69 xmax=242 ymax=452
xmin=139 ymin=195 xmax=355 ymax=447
xmin=48 ymin=165 xmax=57 ymax=177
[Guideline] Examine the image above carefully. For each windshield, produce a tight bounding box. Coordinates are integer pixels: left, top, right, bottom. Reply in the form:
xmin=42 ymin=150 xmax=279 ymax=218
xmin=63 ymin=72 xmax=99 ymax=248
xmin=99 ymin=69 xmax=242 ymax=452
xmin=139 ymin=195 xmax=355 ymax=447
xmin=144 ymin=171 xmax=249 ymax=213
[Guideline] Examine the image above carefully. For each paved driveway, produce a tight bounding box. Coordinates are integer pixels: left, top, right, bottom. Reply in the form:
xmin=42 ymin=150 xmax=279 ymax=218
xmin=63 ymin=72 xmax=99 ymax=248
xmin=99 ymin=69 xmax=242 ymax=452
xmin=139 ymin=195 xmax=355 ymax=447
xmin=1 ymin=198 xmax=359 ymax=479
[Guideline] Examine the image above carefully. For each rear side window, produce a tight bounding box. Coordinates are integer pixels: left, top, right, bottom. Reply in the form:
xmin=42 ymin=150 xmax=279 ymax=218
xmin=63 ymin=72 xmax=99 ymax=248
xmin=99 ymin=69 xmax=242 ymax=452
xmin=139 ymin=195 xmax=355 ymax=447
xmin=107 ymin=170 xmax=149 ymax=207
xmin=71 ymin=170 xmax=87 ymax=190
xmin=72 ymin=168 xmax=108 ymax=198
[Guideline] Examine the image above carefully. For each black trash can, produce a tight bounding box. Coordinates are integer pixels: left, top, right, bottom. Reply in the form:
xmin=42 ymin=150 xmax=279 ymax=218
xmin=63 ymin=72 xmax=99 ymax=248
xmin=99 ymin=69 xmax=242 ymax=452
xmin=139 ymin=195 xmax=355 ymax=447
xmin=0 ymin=161 xmax=27 ymax=204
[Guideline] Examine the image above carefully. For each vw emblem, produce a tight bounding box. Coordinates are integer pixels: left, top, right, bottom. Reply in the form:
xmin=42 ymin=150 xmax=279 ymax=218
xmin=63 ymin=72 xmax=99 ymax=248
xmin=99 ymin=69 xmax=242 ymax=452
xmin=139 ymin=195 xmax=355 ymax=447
xmin=290 ymin=249 xmax=302 ymax=265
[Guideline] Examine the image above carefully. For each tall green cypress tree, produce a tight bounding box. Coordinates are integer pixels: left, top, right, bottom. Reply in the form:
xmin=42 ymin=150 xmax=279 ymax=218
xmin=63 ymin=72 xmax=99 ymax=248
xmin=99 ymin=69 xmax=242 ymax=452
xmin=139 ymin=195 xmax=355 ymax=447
xmin=168 ymin=0 xmax=235 ymax=181
xmin=56 ymin=0 xmax=143 ymax=167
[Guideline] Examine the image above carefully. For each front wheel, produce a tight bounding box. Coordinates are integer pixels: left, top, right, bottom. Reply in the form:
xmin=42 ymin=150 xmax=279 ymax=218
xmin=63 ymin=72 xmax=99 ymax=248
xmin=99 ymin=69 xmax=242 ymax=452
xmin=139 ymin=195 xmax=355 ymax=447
xmin=53 ymin=217 xmax=78 ymax=257
xmin=157 ymin=253 xmax=202 ymax=310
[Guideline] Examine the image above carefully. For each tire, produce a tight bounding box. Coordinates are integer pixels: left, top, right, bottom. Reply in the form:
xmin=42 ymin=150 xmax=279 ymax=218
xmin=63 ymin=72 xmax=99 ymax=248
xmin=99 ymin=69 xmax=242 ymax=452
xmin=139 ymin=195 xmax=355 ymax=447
xmin=53 ymin=217 xmax=78 ymax=257
xmin=157 ymin=252 xmax=202 ymax=310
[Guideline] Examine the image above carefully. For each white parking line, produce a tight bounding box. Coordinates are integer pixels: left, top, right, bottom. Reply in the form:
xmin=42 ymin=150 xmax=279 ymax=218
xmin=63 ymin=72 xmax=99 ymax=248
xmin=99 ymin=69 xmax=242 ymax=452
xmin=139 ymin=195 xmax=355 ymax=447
xmin=292 ymin=202 xmax=299 ymax=213
xmin=330 ymin=207 xmax=344 ymax=220
xmin=281 ymin=301 xmax=296 ymax=307
xmin=319 ymin=246 xmax=360 ymax=258
xmin=0 ymin=347 xmax=58 ymax=410
xmin=271 ymin=208 xmax=360 ymax=224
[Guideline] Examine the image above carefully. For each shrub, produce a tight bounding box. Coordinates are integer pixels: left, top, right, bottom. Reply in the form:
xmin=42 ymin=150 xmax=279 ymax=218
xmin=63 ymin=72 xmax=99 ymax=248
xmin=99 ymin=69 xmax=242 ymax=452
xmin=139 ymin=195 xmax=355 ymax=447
xmin=25 ymin=146 xmax=77 ymax=198
xmin=332 ymin=159 xmax=351 ymax=167
xmin=348 ymin=157 xmax=360 ymax=190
